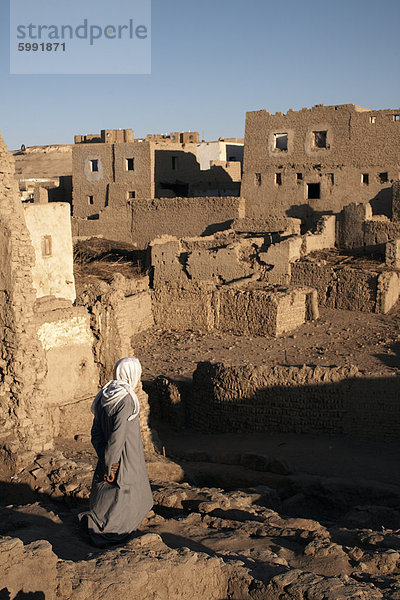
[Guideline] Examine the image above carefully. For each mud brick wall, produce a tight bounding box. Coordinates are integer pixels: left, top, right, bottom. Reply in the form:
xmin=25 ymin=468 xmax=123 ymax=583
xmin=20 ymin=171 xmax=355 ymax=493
xmin=364 ymin=220 xmax=400 ymax=247
xmin=76 ymin=274 xmax=156 ymax=453
xmin=72 ymin=141 xmax=153 ymax=218
xmin=151 ymin=282 xmax=317 ymax=337
xmin=190 ymin=362 xmax=400 ymax=438
xmin=0 ymin=132 xmax=51 ymax=466
xmin=392 ymin=181 xmax=400 ymax=221
xmin=72 ymin=195 xmax=244 ymax=248
xmin=243 ymin=104 xmax=399 ymax=219
xmin=291 ymin=261 xmax=399 ymax=314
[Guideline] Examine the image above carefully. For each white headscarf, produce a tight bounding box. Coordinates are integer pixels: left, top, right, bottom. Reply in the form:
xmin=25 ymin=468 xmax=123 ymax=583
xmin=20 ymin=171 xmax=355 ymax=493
xmin=91 ymin=357 xmax=142 ymax=421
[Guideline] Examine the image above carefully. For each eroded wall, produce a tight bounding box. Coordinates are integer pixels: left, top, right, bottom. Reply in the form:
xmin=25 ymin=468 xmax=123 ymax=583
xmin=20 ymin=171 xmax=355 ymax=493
xmin=24 ymin=203 xmax=76 ymax=303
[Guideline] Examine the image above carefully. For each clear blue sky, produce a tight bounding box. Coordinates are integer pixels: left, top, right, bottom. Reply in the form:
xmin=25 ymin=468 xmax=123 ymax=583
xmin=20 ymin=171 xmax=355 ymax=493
xmin=1 ymin=0 xmax=399 ymax=149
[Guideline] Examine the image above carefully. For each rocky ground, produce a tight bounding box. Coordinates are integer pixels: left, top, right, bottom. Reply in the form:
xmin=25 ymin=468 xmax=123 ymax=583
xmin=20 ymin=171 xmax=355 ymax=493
xmin=1 ymin=436 xmax=399 ymax=599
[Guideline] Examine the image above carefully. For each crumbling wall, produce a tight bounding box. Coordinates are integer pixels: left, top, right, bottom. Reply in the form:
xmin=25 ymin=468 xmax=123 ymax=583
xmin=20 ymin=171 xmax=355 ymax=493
xmin=76 ymin=273 xmax=156 ymax=452
xmin=72 ymin=196 xmax=245 ymax=249
xmin=24 ymin=203 xmax=76 ymax=303
xmin=0 ymin=133 xmax=101 ymax=469
xmin=291 ymin=260 xmax=399 ymax=314
xmin=190 ymin=362 xmax=400 ymax=438
xmin=336 ymin=184 xmax=400 ymax=251
xmin=391 ymin=180 xmax=400 ymax=221
xmin=0 ymin=132 xmax=52 ymax=466
xmin=150 ymin=229 xmax=321 ymax=336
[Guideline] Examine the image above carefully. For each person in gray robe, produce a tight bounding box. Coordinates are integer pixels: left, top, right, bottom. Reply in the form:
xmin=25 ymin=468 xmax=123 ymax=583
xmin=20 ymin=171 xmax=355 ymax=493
xmin=80 ymin=357 xmax=153 ymax=547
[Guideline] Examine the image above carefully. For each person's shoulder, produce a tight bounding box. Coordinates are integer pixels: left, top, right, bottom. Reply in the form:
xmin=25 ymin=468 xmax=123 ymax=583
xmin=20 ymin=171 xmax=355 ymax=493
xmin=115 ymin=393 xmax=134 ymax=411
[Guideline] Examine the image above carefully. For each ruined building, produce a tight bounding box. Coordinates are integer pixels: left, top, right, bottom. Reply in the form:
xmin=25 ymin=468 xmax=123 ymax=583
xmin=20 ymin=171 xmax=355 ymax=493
xmin=72 ymin=128 xmax=244 ymax=246
xmin=0 ymin=131 xmax=159 ymax=468
xmin=72 ymin=128 xmax=242 ymax=218
xmin=242 ymin=104 xmax=400 ymax=220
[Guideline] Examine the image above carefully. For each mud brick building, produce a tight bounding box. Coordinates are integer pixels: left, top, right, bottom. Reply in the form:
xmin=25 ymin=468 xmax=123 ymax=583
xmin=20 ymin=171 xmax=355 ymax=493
xmin=242 ymin=104 xmax=400 ymax=220
xmin=72 ymin=128 xmax=243 ymax=221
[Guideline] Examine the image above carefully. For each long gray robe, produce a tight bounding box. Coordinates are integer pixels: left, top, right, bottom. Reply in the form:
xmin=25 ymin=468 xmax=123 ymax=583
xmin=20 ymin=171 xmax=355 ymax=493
xmin=85 ymin=392 xmax=153 ymax=546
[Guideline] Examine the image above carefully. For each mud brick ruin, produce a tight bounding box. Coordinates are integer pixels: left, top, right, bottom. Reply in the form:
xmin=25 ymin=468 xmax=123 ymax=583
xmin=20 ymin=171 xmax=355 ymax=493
xmin=242 ymin=104 xmax=399 ymax=220
xmin=71 ymin=128 xmax=243 ymax=243
xmin=1 ymin=103 xmax=400 ymax=600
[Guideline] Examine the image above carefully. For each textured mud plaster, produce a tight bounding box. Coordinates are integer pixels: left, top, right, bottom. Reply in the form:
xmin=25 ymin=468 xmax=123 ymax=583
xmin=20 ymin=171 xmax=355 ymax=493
xmin=151 ymin=283 xmax=317 ymax=337
xmin=35 ymin=310 xmax=98 ymax=410
xmin=386 ymin=238 xmax=400 ymax=268
xmin=76 ymin=274 xmax=155 ymax=453
xmin=187 ymin=243 xmax=254 ymax=283
xmin=0 ymin=131 xmax=100 ymax=467
xmin=0 ymin=131 xmax=51 ymax=465
xmin=259 ymin=237 xmax=303 ymax=285
xmin=337 ymin=202 xmax=372 ymax=250
xmin=24 ymin=203 xmax=75 ymax=302
xmin=190 ymin=362 xmax=400 ymax=438
xmin=246 ymin=215 xmax=335 ymax=286
xmin=291 ymin=261 xmax=400 ymax=314
xmin=391 ymin=180 xmax=400 ymax=221
xmin=243 ymin=104 xmax=400 ymax=219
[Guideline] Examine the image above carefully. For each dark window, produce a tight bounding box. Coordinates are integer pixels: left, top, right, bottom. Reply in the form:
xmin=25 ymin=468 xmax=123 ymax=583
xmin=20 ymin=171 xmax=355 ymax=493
xmin=275 ymin=172 xmax=282 ymax=186
xmin=90 ymin=159 xmax=99 ymax=172
xmin=41 ymin=235 xmax=52 ymax=257
xmin=313 ymin=131 xmax=327 ymax=148
xmin=274 ymin=133 xmax=288 ymax=151
xmin=255 ymin=173 xmax=262 ymax=186
xmin=362 ymin=173 xmax=369 ymax=185
xmin=229 ymin=156 xmax=236 ymax=161
xmin=296 ymin=173 xmax=303 ymax=181
xmin=307 ymin=183 xmax=320 ymax=199
xmin=126 ymin=158 xmax=134 ymax=171
xmin=127 ymin=191 xmax=136 ymax=199
xmin=172 ymin=156 xmax=178 ymax=170
xmin=88 ymin=195 xmax=94 ymax=205
xmin=379 ymin=172 xmax=388 ymax=184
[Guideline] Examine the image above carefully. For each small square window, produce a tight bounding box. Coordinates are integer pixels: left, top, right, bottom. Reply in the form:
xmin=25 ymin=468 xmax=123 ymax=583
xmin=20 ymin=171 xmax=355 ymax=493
xmin=394 ymin=115 xmax=400 ymax=122
xmin=378 ymin=172 xmax=388 ymax=184
xmin=313 ymin=131 xmax=327 ymax=148
xmin=275 ymin=172 xmax=282 ymax=186
xmin=41 ymin=235 xmax=52 ymax=258
xmin=172 ymin=156 xmax=178 ymax=170
xmin=87 ymin=195 xmax=94 ymax=205
xmin=255 ymin=173 xmax=262 ymax=186
xmin=125 ymin=158 xmax=134 ymax=171
xmin=90 ymin=159 xmax=99 ymax=172
xmin=296 ymin=173 xmax=303 ymax=181
xmin=127 ymin=191 xmax=136 ymax=199
xmin=273 ymin=133 xmax=288 ymax=151
xmin=361 ymin=174 xmax=369 ymax=185
xmin=307 ymin=183 xmax=320 ymax=199
xmin=370 ymin=116 xmax=376 ymax=124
